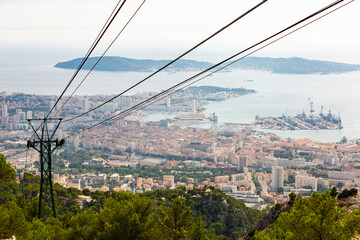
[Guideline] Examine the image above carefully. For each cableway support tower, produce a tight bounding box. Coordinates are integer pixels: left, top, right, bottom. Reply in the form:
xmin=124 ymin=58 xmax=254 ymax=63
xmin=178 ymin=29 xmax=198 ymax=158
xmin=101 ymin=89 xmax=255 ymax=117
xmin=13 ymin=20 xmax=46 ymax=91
xmin=27 ymin=118 xmax=65 ymax=220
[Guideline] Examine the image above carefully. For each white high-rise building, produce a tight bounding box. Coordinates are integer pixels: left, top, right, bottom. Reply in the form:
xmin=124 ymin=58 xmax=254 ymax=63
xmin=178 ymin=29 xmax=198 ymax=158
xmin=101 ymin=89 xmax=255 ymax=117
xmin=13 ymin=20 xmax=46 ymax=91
xmin=27 ymin=111 xmax=32 ymax=119
xmin=322 ymin=153 xmax=338 ymax=165
xmin=272 ymin=166 xmax=284 ymax=191
xmin=193 ymin=100 xmax=196 ymax=113
xmin=2 ymin=104 xmax=8 ymax=116
xmin=82 ymin=98 xmax=90 ymax=112
xmin=166 ymin=98 xmax=171 ymax=109
xmin=295 ymin=175 xmax=317 ymax=191
xmin=1 ymin=116 xmax=9 ymax=127
xmin=119 ymin=96 xmax=133 ymax=109
xmin=238 ymin=156 xmax=247 ymax=172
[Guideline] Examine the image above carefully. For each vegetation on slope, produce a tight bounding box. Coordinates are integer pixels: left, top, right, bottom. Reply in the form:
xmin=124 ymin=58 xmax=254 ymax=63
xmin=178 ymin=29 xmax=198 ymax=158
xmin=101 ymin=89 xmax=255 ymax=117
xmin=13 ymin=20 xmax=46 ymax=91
xmin=0 ymin=153 xmax=264 ymax=240
xmin=246 ymin=190 xmax=360 ymax=240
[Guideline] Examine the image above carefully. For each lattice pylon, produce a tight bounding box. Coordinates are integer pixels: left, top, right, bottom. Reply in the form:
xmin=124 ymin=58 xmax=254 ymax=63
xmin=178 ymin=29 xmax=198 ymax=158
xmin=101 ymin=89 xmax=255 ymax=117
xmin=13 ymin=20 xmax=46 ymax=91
xmin=27 ymin=118 xmax=64 ymax=220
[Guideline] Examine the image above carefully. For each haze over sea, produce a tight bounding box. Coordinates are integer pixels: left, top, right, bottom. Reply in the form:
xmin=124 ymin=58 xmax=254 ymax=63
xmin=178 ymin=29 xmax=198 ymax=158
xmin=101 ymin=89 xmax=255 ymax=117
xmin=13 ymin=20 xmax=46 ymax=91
xmin=1 ymin=60 xmax=360 ymax=143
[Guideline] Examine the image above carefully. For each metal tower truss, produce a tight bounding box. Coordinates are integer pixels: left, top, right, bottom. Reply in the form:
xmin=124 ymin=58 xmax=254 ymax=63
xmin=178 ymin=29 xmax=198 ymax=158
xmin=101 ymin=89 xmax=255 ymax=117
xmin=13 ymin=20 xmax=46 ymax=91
xmin=27 ymin=118 xmax=65 ymax=220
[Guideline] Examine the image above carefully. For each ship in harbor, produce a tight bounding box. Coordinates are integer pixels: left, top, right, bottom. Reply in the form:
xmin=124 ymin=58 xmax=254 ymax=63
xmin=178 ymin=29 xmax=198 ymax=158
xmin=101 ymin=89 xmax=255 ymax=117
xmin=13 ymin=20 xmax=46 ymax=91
xmin=174 ymin=113 xmax=206 ymax=120
xmin=174 ymin=99 xmax=218 ymax=122
xmin=209 ymin=112 xmax=218 ymax=122
xmin=174 ymin=112 xmax=218 ymax=122
xmin=254 ymin=99 xmax=342 ymax=131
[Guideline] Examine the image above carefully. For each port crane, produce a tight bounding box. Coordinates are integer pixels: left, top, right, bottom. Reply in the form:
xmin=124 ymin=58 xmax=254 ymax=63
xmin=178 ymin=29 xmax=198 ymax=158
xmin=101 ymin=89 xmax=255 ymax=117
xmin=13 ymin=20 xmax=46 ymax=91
xmin=282 ymin=109 xmax=288 ymax=119
xmin=240 ymin=76 xmax=247 ymax=89
xmin=240 ymin=76 xmax=254 ymax=89
xmin=308 ymin=98 xmax=315 ymax=117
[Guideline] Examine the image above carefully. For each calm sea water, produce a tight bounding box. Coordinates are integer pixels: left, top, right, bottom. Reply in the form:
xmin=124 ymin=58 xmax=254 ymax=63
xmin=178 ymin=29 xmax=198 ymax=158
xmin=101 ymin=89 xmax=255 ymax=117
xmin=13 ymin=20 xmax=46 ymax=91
xmin=1 ymin=62 xmax=360 ymax=143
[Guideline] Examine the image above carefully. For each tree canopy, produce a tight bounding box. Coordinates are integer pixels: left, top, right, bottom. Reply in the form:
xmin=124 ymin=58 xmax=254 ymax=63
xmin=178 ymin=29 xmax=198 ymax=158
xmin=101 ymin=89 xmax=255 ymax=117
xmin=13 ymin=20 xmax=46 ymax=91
xmin=0 ymin=153 xmax=264 ymax=240
xmin=254 ymin=191 xmax=360 ymax=240
xmin=0 ymin=153 xmax=16 ymax=183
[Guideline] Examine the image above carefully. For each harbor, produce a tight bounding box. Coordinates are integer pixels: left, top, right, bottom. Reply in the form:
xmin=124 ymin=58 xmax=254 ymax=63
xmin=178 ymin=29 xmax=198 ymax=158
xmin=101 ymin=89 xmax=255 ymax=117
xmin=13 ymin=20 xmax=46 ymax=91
xmin=253 ymin=99 xmax=342 ymax=131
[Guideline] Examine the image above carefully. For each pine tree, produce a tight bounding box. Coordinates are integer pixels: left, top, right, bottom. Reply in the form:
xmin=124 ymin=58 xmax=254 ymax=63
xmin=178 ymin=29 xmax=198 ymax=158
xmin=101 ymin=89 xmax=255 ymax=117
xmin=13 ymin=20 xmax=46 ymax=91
xmin=156 ymin=197 xmax=194 ymax=240
xmin=254 ymin=191 xmax=360 ymax=240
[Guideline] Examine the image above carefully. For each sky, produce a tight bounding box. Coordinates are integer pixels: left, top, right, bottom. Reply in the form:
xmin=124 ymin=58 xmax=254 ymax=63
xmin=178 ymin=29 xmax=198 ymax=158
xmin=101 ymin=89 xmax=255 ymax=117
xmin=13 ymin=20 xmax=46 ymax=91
xmin=0 ymin=0 xmax=359 ymax=65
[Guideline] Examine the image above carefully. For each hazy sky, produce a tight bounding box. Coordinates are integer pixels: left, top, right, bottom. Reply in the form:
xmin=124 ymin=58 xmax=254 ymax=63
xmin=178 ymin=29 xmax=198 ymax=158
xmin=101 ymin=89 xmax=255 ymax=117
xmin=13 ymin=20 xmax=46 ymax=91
xmin=0 ymin=0 xmax=359 ymax=64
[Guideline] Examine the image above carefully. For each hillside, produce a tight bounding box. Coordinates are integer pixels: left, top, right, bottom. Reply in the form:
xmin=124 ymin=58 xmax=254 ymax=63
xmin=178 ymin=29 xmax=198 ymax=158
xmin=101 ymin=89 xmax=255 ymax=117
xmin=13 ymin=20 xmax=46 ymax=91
xmin=54 ymin=56 xmax=360 ymax=74
xmin=0 ymin=153 xmax=264 ymax=240
xmin=242 ymin=189 xmax=360 ymax=240
xmin=141 ymin=186 xmax=264 ymax=238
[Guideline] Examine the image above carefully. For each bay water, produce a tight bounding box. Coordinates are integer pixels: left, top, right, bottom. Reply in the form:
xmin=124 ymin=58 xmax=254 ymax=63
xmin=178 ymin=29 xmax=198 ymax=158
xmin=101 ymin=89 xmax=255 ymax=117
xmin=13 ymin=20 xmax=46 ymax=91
xmin=1 ymin=61 xmax=360 ymax=143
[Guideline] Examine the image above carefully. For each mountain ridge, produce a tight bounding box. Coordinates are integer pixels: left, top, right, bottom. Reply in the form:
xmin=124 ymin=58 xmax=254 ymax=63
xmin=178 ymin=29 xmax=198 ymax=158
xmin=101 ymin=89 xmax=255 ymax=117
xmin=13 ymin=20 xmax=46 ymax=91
xmin=54 ymin=56 xmax=360 ymax=75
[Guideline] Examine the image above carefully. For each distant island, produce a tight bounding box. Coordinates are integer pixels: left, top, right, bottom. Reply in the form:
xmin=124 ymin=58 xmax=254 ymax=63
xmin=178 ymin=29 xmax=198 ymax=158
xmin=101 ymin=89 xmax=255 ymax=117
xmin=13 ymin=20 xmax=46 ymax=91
xmin=230 ymin=57 xmax=360 ymax=74
xmin=54 ymin=57 xmax=212 ymax=72
xmin=54 ymin=56 xmax=360 ymax=75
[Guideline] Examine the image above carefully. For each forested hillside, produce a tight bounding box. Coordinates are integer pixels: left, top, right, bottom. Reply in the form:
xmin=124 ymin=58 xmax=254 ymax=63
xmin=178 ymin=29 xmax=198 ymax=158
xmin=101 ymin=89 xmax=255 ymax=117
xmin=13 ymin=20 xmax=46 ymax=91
xmin=5 ymin=149 xmax=360 ymax=240
xmin=244 ymin=189 xmax=360 ymax=240
xmin=0 ymin=153 xmax=264 ymax=240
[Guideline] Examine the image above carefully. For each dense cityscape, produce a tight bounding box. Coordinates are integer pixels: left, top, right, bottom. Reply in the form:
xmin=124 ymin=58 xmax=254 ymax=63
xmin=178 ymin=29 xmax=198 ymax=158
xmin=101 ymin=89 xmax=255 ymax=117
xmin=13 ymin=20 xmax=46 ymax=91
xmin=1 ymin=89 xmax=359 ymax=211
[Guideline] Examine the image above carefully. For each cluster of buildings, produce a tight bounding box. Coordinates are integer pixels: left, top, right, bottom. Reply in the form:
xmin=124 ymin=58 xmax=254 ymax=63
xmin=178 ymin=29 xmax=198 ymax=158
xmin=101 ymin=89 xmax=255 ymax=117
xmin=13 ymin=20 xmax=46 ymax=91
xmin=0 ymin=92 xmax=58 ymax=131
xmin=2 ymin=92 xmax=360 ymax=208
xmin=0 ymin=104 xmax=32 ymax=131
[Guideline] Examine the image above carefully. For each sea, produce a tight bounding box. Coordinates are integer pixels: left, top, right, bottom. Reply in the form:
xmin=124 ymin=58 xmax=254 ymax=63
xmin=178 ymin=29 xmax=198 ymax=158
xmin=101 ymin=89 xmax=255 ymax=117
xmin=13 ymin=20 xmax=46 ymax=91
xmin=1 ymin=61 xmax=360 ymax=143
